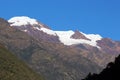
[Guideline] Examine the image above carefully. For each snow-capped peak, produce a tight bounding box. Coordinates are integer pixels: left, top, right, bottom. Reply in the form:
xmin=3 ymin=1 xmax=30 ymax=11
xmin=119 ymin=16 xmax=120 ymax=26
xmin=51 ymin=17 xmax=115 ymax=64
xmin=8 ymin=16 xmax=102 ymax=48
xmin=8 ymin=16 xmax=38 ymax=26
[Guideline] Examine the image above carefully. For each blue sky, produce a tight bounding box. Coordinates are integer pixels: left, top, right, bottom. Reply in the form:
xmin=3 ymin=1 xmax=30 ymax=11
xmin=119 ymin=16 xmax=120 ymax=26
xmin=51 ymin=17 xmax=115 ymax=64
xmin=0 ymin=0 xmax=120 ymax=40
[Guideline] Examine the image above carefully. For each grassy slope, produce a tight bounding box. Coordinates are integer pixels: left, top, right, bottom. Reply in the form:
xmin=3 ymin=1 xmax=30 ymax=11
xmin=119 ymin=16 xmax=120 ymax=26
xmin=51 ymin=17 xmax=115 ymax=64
xmin=0 ymin=44 xmax=44 ymax=80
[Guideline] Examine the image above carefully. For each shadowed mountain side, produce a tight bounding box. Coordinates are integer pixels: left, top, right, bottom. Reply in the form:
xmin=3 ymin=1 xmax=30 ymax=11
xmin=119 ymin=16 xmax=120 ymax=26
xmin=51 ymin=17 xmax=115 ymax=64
xmin=82 ymin=54 xmax=120 ymax=80
xmin=0 ymin=43 xmax=44 ymax=80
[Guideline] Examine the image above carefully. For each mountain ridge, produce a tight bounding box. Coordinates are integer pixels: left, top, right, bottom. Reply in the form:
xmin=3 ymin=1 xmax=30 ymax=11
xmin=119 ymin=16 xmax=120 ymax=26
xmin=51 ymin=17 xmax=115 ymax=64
xmin=8 ymin=16 xmax=102 ymax=48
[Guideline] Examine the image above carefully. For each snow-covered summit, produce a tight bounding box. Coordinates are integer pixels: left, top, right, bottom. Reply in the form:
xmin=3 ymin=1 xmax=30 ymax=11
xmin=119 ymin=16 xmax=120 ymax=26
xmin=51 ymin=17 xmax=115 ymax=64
xmin=8 ymin=16 xmax=102 ymax=48
xmin=8 ymin=16 xmax=38 ymax=26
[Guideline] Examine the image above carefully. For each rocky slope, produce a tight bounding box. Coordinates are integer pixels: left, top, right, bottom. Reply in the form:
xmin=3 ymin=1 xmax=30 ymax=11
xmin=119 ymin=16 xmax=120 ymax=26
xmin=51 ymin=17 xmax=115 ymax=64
xmin=0 ymin=43 xmax=44 ymax=80
xmin=82 ymin=55 xmax=120 ymax=80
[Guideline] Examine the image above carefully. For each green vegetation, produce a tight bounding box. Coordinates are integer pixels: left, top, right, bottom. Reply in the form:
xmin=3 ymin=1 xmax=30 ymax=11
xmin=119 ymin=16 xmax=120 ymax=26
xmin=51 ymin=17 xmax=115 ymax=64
xmin=0 ymin=44 xmax=44 ymax=80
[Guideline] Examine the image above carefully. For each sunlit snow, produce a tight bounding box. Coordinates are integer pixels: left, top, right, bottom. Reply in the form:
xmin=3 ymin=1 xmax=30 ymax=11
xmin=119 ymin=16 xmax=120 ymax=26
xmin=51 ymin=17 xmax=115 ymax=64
xmin=55 ymin=31 xmax=102 ymax=48
xmin=8 ymin=16 xmax=38 ymax=26
xmin=34 ymin=27 xmax=56 ymax=36
xmin=8 ymin=16 xmax=102 ymax=48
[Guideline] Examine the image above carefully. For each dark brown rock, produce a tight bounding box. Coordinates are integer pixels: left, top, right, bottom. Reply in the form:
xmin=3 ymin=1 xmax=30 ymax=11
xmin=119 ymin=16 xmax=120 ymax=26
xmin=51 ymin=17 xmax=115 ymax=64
xmin=71 ymin=30 xmax=90 ymax=40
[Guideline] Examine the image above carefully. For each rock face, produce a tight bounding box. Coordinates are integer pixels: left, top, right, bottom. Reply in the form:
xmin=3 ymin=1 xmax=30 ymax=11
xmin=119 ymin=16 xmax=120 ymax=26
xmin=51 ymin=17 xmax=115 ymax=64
xmin=0 ymin=16 xmax=120 ymax=80
xmin=71 ymin=30 xmax=90 ymax=40
xmin=97 ymin=38 xmax=120 ymax=54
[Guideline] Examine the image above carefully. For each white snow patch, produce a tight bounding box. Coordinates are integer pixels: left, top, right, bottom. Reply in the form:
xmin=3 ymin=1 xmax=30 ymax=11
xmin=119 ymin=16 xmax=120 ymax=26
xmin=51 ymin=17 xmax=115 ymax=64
xmin=40 ymin=28 xmax=56 ymax=36
xmin=81 ymin=32 xmax=102 ymax=41
xmin=55 ymin=31 xmax=102 ymax=48
xmin=33 ymin=27 xmax=56 ymax=36
xmin=33 ymin=27 xmax=41 ymax=31
xmin=8 ymin=16 xmax=38 ymax=26
xmin=55 ymin=30 xmax=75 ymax=45
xmin=22 ymin=30 xmax=28 ymax=32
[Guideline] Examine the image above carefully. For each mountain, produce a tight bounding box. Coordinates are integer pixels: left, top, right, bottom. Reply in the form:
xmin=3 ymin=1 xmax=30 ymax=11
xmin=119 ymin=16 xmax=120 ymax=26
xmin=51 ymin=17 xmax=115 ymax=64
xmin=8 ymin=16 xmax=102 ymax=48
xmin=0 ymin=16 xmax=120 ymax=80
xmin=0 ymin=43 xmax=44 ymax=80
xmin=0 ymin=17 xmax=101 ymax=80
xmin=82 ymin=54 xmax=120 ymax=80
xmin=8 ymin=16 xmax=60 ymax=43
xmin=8 ymin=16 xmax=120 ymax=67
